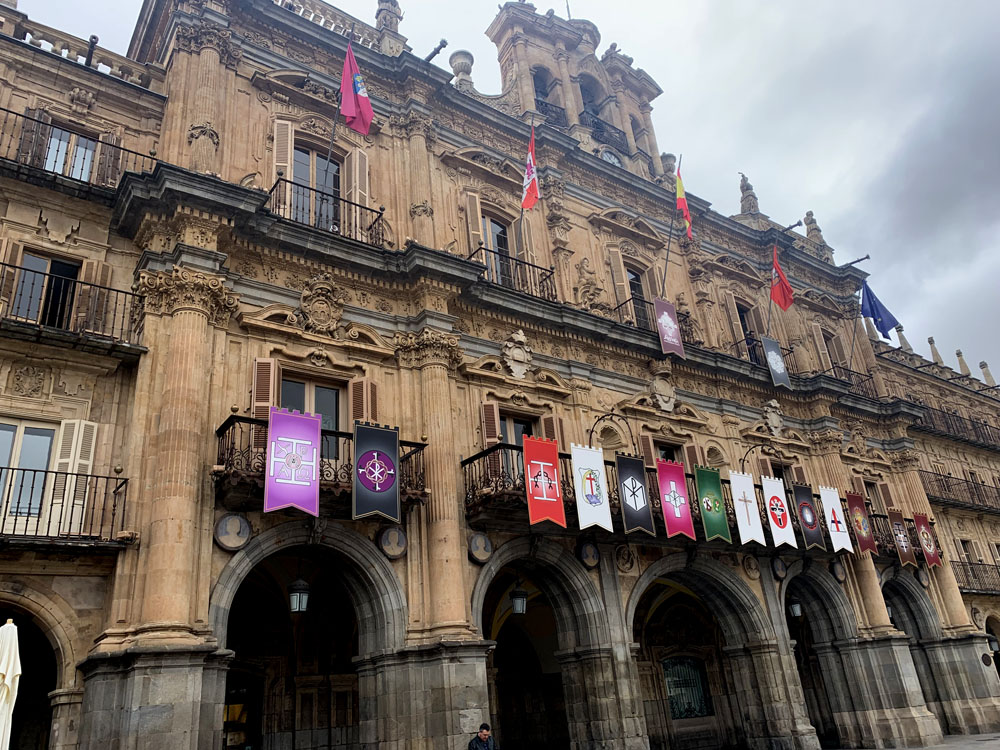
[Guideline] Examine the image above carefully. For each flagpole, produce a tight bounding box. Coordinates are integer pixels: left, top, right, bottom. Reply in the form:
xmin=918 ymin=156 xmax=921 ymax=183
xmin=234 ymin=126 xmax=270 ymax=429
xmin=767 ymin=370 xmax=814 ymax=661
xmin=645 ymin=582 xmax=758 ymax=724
xmin=517 ymin=113 xmax=535 ymax=260
xmin=846 ymin=286 xmax=862 ymax=372
xmin=318 ymin=21 xmax=356 ymax=226
xmin=764 ymin=274 xmax=775 ymax=338
xmin=659 ymin=153 xmax=682 ymax=298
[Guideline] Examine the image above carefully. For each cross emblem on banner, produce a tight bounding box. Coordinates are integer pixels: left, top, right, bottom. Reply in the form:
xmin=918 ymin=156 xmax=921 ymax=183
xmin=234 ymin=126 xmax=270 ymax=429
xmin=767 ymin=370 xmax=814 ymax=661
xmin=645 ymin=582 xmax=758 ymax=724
xmin=893 ymin=522 xmax=909 ymax=552
xmin=529 ymin=460 xmax=559 ymax=502
xmin=664 ymin=481 xmax=685 ymax=518
xmin=737 ymin=492 xmax=755 ymax=523
xmin=622 ymin=476 xmax=646 ymax=511
xmin=769 ymin=496 xmax=787 ymax=528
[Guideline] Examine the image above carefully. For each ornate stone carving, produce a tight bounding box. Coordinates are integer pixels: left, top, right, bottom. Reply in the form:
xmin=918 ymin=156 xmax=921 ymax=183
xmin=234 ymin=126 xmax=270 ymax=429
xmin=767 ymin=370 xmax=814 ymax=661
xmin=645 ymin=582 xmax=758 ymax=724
xmin=803 ymin=210 xmax=825 ymax=244
xmin=573 ymin=257 xmax=604 ymax=309
xmin=302 ymin=80 xmax=337 ymax=104
xmin=501 ymin=329 xmax=533 ymax=379
xmin=762 ymin=399 xmax=784 ymax=437
xmin=68 ymin=87 xmax=95 ymax=114
xmin=137 ymin=267 xmax=239 ymax=327
xmin=286 ymin=273 xmax=346 ymax=335
xmin=376 ymin=0 xmax=402 ymax=32
xmin=174 ymin=21 xmax=243 ymax=68
xmin=187 ymin=122 xmax=220 ymax=149
xmin=394 ymin=328 xmax=463 ymax=370
xmin=389 ymin=112 xmax=437 ymax=143
xmin=11 ymin=364 xmax=47 ymax=398
xmin=409 ymin=201 xmax=434 ymax=218
xmin=739 ymin=172 xmax=759 ymax=214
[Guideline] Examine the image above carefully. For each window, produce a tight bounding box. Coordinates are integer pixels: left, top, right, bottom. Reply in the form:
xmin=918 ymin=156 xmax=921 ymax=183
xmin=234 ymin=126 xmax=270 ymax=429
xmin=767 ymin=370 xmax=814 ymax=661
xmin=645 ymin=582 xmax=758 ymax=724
xmin=0 ymin=418 xmax=57 ymax=519
xmin=280 ymin=378 xmax=342 ymax=432
xmin=961 ymin=539 xmax=975 ymax=564
xmin=9 ymin=251 xmax=80 ymax=328
xmin=736 ymin=304 xmax=754 ymax=339
xmin=626 ymin=267 xmax=651 ymax=330
xmin=498 ymin=414 xmax=535 ymax=447
xmin=480 ymin=215 xmax=514 ymax=287
xmin=770 ymin=463 xmax=787 ymax=482
xmin=863 ymin=481 xmax=885 ymax=513
xmin=44 ymin=126 xmax=98 ymax=181
xmin=662 ymin=656 xmax=713 ymax=719
xmin=658 ymin=444 xmax=681 ymax=463
xmin=969 ymin=469 xmax=981 ymax=485
xmin=291 ymin=145 xmax=341 ymax=229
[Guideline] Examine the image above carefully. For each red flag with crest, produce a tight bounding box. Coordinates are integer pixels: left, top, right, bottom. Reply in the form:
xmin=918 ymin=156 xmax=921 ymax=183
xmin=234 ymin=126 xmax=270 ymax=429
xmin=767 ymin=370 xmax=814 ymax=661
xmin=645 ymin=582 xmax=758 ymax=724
xmin=771 ymin=245 xmax=794 ymax=311
xmin=523 ymin=436 xmax=565 ymax=527
xmin=521 ymin=127 xmax=539 ymax=210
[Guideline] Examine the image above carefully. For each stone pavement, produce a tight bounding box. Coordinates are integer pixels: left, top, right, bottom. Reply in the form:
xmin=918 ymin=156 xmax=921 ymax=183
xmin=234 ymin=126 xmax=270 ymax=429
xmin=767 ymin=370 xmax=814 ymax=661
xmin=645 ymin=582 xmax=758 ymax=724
xmin=847 ymin=735 xmax=1000 ymax=750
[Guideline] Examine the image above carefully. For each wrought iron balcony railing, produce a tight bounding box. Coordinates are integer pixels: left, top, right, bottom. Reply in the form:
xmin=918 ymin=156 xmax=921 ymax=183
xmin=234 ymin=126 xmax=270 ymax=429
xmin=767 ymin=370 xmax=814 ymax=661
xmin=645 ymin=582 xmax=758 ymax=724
xmin=919 ymin=469 xmax=1000 ymax=514
xmin=953 ymin=561 xmax=1000 ymax=594
xmin=613 ymin=296 xmax=655 ymax=333
xmin=826 ymin=365 xmax=879 ymax=400
xmin=579 ymin=111 xmax=629 ymax=153
xmin=0 ymin=466 xmax=128 ymax=543
xmin=911 ymin=402 xmax=1000 ymax=450
xmin=468 ymin=245 xmax=557 ymax=302
xmin=214 ymin=415 xmax=426 ymax=510
xmin=0 ymin=260 xmax=144 ymax=346
xmin=0 ymin=106 xmax=156 ymax=189
xmin=724 ymin=335 xmax=798 ymax=375
xmin=267 ymin=178 xmax=386 ymax=248
xmin=534 ymin=99 xmax=568 ymax=128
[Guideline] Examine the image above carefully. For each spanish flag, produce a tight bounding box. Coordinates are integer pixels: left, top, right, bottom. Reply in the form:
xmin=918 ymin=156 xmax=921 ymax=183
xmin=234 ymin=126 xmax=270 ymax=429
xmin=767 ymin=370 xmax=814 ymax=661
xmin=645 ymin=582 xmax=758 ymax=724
xmin=676 ymin=168 xmax=692 ymax=239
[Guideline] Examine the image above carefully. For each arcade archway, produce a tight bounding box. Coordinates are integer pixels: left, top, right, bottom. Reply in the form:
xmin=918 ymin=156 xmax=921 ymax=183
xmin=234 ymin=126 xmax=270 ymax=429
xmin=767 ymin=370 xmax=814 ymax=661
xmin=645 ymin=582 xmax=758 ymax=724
xmin=0 ymin=605 xmax=58 ymax=750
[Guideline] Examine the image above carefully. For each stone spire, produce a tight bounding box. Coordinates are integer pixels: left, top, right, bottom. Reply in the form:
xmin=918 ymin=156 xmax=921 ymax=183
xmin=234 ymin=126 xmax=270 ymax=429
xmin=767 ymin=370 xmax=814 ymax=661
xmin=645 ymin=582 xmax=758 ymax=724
xmin=739 ymin=172 xmax=759 ymax=214
xmin=894 ymin=325 xmax=912 ymax=353
xmin=865 ymin=317 xmax=878 ymax=340
xmin=927 ymin=337 xmax=943 ymax=365
xmin=376 ymin=0 xmax=402 ymax=32
xmin=980 ymin=361 xmax=996 ymax=387
xmin=803 ymin=210 xmax=825 ymax=244
xmin=956 ymin=349 xmax=971 ymax=376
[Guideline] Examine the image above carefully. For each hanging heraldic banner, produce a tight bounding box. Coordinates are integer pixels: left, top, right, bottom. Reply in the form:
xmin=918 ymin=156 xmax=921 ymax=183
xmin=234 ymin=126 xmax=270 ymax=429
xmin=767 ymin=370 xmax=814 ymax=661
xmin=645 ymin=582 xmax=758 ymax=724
xmin=888 ymin=509 xmax=917 ymax=567
xmin=617 ymin=454 xmax=655 ymax=535
xmin=846 ymin=492 xmax=878 ymax=554
xmin=762 ymin=475 xmax=797 ymax=548
xmin=761 ymin=336 xmax=791 ymax=389
xmin=265 ymin=407 xmax=321 ymax=516
xmin=654 ymin=298 xmax=686 ymax=358
xmin=794 ymin=484 xmax=826 ymax=551
xmin=657 ymin=460 xmax=695 ymax=540
xmin=695 ymin=466 xmax=731 ymax=543
xmin=729 ymin=471 xmax=766 ymax=545
xmin=819 ymin=486 xmax=853 ymax=553
xmin=912 ymin=513 xmax=941 ymax=567
xmin=353 ymin=422 xmax=400 ymax=522
xmin=570 ymin=444 xmax=613 ymax=532
xmin=523 ymin=436 xmax=566 ymax=527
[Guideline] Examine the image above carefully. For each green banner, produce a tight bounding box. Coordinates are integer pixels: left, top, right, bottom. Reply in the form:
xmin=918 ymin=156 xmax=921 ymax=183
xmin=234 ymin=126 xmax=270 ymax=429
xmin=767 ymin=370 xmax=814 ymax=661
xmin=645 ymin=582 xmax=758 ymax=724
xmin=695 ymin=466 xmax=731 ymax=543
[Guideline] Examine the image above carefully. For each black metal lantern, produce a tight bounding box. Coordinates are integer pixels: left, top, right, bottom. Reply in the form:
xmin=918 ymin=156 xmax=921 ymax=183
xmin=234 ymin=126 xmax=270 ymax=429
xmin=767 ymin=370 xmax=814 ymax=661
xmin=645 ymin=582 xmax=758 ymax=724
xmin=510 ymin=582 xmax=528 ymax=615
xmin=289 ymin=578 xmax=310 ymax=613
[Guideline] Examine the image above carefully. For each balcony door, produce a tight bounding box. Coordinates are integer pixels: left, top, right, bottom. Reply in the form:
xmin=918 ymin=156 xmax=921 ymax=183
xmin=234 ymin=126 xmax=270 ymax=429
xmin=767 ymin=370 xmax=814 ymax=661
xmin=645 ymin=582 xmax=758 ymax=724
xmin=8 ymin=251 xmax=80 ymax=329
xmin=482 ymin=215 xmax=514 ymax=287
xmin=627 ymin=267 xmax=651 ymax=331
xmin=291 ymin=145 xmax=341 ymax=230
xmin=0 ymin=419 xmax=56 ymax=535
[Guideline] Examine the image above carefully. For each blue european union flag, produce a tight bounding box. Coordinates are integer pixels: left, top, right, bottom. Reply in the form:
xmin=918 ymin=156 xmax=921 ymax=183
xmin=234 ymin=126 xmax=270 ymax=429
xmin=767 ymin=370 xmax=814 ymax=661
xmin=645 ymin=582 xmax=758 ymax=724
xmin=860 ymin=281 xmax=899 ymax=340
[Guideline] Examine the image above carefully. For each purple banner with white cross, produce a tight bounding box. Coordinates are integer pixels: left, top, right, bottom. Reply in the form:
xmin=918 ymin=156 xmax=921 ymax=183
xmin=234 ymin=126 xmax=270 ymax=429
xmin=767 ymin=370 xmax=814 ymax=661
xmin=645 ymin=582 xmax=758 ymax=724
xmin=265 ymin=407 xmax=321 ymax=516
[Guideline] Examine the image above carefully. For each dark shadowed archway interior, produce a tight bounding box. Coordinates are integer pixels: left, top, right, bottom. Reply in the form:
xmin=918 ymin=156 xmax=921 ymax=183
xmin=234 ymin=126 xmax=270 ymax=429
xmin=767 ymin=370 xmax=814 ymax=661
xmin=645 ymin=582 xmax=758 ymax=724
xmin=223 ymin=545 xmax=359 ymax=750
xmin=0 ymin=606 xmax=57 ymax=750
xmin=986 ymin=615 xmax=1000 ymax=680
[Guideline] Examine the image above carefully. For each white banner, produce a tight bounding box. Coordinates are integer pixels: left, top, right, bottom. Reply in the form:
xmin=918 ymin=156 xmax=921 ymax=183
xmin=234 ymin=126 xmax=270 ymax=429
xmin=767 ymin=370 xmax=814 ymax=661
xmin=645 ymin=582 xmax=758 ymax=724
xmin=820 ymin=486 xmax=854 ymax=553
xmin=761 ymin=475 xmax=797 ymax=548
xmin=729 ymin=471 xmax=766 ymax=545
xmin=570 ymin=444 xmax=614 ymax=532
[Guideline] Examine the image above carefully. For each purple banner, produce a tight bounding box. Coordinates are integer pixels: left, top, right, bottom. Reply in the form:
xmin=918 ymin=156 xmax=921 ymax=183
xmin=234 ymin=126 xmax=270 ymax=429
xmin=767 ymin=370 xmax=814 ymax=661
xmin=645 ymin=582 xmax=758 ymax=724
xmin=654 ymin=298 xmax=686 ymax=358
xmin=265 ymin=407 xmax=321 ymax=516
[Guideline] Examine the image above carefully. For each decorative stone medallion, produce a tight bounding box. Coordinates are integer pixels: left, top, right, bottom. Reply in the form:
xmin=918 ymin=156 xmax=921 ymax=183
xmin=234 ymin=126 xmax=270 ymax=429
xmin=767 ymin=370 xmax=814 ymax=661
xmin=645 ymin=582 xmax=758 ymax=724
xmin=771 ymin=557 xmax=788 ymax=580
xmin=742 ymin=555 xmax=760 ymax=580
xmin=830 ymin=559 xmax=847 ymax=584
xmin=378 ymin=526 xmax=407 ymax=560
xmin=214 ymin=513 xmax=252 ymax=551
xmin=614 ymin=544 xmax=635 ymax=573
xmin=468 ymin=532 xmax=493 ymax=564
xmin=578 ymin=542 xmax=600 ymax=570
xmin=915 ymin=567 xmax=930 ymax=589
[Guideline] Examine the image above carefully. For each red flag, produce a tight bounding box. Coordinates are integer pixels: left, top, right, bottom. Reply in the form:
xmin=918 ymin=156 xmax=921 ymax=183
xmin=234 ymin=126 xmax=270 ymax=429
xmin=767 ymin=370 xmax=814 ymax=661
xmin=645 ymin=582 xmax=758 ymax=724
xmin=339 ymin=42 xmax=374 ymax=135
xmin=657 ymin=460 xmax=695 ymax=540
xmin=523 ymin=436 xmax=565 ymax=527
xmin=521 ymin=127 xmax=539 ymax=210
xmin=770 ymin=245 xmax=794 ymax=311
xmin=676 ymin=168 xmax=692 ymax=239
xmin=846 ymin=492 xmax=878 ymax=554
xmin=913 ymin=513 xmax=941 ymax=567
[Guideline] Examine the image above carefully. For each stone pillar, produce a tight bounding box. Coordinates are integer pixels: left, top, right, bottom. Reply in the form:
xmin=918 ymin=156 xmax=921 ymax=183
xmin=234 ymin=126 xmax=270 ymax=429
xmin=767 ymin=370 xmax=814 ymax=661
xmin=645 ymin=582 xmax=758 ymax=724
xmin=395 ymin=328 xmax=470 ymax=634
xmin=554 ymin=48 xmax=580 ymax=127
xmin=48 ymin=688 xmax=84 ymax=750
xmin=610 ymin=84 xmax=637 ymax=155
xmin=401 ymin=112 xmax=437 ymax=247
xmin=513 ymin=35 xmax=537 ymax=118
xmin=640 ymin=102 xmax=662 ymax=176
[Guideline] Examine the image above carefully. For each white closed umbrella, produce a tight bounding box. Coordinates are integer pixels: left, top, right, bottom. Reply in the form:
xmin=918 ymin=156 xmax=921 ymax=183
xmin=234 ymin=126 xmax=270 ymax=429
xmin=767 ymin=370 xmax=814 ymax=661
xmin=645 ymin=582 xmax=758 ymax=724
xmin=0 ymin=619 xmax=20 ymax=750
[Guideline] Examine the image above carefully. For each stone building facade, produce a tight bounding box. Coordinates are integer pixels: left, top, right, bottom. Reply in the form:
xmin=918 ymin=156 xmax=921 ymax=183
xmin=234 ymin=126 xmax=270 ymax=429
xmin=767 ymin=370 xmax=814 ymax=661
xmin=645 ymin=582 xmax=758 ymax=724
xmin=1 ymin=0 xmax=1000 ymax=748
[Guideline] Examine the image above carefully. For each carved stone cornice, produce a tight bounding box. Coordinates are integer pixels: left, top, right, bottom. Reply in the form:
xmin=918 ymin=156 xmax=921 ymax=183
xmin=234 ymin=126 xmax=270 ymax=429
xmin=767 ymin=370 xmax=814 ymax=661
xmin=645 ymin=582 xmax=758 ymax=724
xmin=394 ymin=328 xmax=463 ymax=370
xmin=174 ymin=21 xmax=242 ymax=69
xmin=137 ymin=267 xmax=239 ymax=328
xmin=887 ymin=448 xmax=921 ymax=472
xmin=806 ymin=429 xmax=845 ymax=454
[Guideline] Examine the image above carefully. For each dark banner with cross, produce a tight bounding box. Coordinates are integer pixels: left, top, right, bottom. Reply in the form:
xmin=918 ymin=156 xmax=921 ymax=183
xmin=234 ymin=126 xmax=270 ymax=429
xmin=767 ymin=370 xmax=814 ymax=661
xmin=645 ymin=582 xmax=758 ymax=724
xmin=352 ymin=422 xmax=400 ymax=522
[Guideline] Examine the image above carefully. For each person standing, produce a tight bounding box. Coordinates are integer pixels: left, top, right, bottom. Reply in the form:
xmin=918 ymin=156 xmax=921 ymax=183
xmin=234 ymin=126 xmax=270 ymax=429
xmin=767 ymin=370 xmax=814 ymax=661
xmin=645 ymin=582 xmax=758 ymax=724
xmin=469 ymin=722 xmax=498 ymax=750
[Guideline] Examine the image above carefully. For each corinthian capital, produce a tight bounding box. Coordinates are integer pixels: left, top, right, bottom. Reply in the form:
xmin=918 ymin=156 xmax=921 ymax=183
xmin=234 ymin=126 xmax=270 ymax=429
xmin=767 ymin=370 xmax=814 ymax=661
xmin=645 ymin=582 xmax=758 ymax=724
xmin=394 ymin=328 xmax=463 ymax=370
xmin=137 ymin=267 xmax=239 ymax=328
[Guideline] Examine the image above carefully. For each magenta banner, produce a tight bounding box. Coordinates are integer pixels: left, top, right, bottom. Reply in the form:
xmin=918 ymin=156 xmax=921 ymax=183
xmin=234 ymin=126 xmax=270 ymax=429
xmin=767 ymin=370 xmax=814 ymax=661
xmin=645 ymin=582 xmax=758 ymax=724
xmin=265 ymin=406 xmax=321 ymax=516
xmin=654 ymin=298 xmax=686 ymax=358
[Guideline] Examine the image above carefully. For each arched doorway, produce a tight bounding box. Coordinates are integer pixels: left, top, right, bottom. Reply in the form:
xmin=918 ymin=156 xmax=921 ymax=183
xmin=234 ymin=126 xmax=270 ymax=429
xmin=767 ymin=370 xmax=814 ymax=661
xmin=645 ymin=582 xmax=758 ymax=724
xmin=222 ymin=545 xmax=360 ymax=749
xmin=0 ymin=605 xmax=57 ymax=750
xmin=986 ymin=616 xmax=1000 ymax=680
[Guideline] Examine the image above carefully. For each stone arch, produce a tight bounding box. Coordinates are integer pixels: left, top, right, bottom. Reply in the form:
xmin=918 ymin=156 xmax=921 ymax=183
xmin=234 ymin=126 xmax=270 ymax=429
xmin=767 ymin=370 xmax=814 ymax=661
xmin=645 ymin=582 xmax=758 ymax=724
xmin=782 ymin=560 xmax=859 ymax=644
xmin=0 ymin=580 xmax=80 ymax=689
xmin=881 ymin=567 xmax=942 ymax=640
xmin=471 ymin=536 xmax=609 ymax=648
xmin=210 ymin=520 xmax=407 ymax=656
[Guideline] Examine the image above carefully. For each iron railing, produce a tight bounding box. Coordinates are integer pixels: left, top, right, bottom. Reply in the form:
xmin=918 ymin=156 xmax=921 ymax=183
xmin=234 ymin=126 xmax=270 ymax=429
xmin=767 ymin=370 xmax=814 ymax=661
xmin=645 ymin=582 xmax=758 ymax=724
xmin=534 ymin=99 xmax=568 ymax=128
xmin=267 ymin=179 xmax=386 ymax=248
xmin=727 ymin=335 xmax=797 ymax=374
xmin=953 ymin=562 xmax=1000 ymax=594
xmin=612 ymin=295 xmax=655 ymax=332
xmin=579 ymin=111 xmax=629 ymax=153
xmin=0 ymin=106 xmax=156 ymax=189
xmin=0 ymin=467 xmax=128 ymax=541
xmin=919 ymin=470 xmax=1000 ymax=514
xmin=0 ymin=260 xmax=144 ymax=346
xmin=827 ymin=365 xmax=879 ymax=400
xmin=911 ymin=402 xmax=1000 ymax=450
xmin=215 ymin=415 xmax=426 ymax=498
xmin=468 ymin=245 xmax=557 ymax=301
xmin=867 ymin=512 xmax=938 ymax=564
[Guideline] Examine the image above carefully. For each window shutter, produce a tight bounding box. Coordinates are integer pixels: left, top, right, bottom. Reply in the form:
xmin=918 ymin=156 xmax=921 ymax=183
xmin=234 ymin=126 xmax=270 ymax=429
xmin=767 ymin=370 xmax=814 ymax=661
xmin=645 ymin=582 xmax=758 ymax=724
xmin=757 ymin=457 xmax=773 ymax=478
xmin=272 ymin=120 xmax=294 ymax=211
xmin=828 ymin=333 xmax=848 ymax=368
xmin=0 ymin=241 xmax=22 ymax=312
xmin=345 ymin=147 xmax=369 ymax=207
xmin=971 ymin=540 xmax=986 ymax=563
xmin=607 ymin=248 xmax=629 ymax=318
xmin=748 ymin=305 xmax=767 ymax=339
xmin=877 ymin=482 xmax=895 ymax=511
xmin=684 ymin=444 xmax=699 ymax=469
xmin=465 ymin=192 xmax=484 ymax=253
xmin=955 ymin=539 xmax=968 ymax=563
xmin=811 ymin=323 xmax=833 ymax=373
xmin=723 ymin=291 xmax=748 ymax=358
xmin=791 ymin=464 xmax=807 ymax=485
xmin=480 ymin=401 xmax=502 ymax=476
xmin=541 ymin=415 xmax=566 ymax=448
xmin=95 ymin=131 xmax=123 ymax=187
xmin=17 ymin=108 xmax=52 ymax=168
xmin=513 ymin=214 xmax=535 ymax=264
xmin=51 ymin=419 xmax=97 ymax=534
xmin=72 ymin=260 xmax=113 ymax=335
xmin=252 ymin=358 xmax=279 ymax=449
xmin=639 ymin=435 xmax=657 ymax=469
xmin=349 ymin=377 xmax=378 ymax=424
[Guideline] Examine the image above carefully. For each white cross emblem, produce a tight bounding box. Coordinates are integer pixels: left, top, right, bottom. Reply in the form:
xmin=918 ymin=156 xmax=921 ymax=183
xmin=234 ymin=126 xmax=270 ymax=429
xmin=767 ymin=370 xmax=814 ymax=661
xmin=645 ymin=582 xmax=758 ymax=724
xmin=894 ymin=522 xmax=909 ymax=552
xmin=269 ymin=436 xmax=317 ymax=485
xmin=529 ymin=459 xmax=559 ymax=502
xmin=664 ymin=481 xmax=685 ymax=518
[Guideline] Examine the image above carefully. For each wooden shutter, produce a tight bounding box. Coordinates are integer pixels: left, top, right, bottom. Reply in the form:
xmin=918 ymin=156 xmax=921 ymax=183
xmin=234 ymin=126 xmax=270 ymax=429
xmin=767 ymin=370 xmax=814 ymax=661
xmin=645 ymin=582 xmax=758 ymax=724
xmin=272 ymin=120 xmax=294 ymax=211
xmin=748 ymin=305 xmax=767 ymax=339
xmin=757 ymin=457 xmax=773 ymax=478
xmin=877 ymin=482 xmax=895 ymax=511
xmin=684 ymin=444 xmax=700 ymax=469
xmin=607 ymin=248 xmax=629 ymax=318
xmin=541 ymin=415 xmax=566 ymax=448
xmin=811 ymin=323 xmax=833 ymax=373
xmin=723 ymin=291 xmax=748 ymax=358
xmin=639 ymin=435 xmax=657 ymax=469
xmin=828 ymin=333 xmax=848 ymax=368
xmin=344 ymin=147 xmax=369 ymax=207
xmin=791 ymin=464 xmax=807 ymax=485
xmin=513 ymin=213 xmax=535 ymax=264
xmin=955 ymin=539 xmax=968 ymax=563
xmin=72 ymin=259 xmax=113 ymax=335
xmin=17 ymin=108 xmax=52 ymax=168
xmin=466 ymin=192 xmax=484 ymax=253
xmin=480 ymin=401 xmax=502 ymax=477
xmin=349 ymin=377 xmax=378 ymax=423
xmin=971 ymin=540 xmax=986 ymax=563
xmin=94 ymin=132 xmax=122 ymax=187
xmin=0 ymin=240 xmax=22 ymax=313
xmin=51 ymin=419 xmax=97 ymax=534
xmin=252 ymin=358 xmax=279 ymax=449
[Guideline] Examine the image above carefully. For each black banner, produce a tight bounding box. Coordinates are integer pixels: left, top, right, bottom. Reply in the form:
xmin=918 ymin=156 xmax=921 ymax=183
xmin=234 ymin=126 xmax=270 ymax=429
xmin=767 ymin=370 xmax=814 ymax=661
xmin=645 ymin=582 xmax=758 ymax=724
xmin=616 ymin=454 xmax=655 ymax=536
xmin=352 ymin=422 xmax=400 ymax=522
xmin=793 ymin=484 xmax=826 ymax=551
xmin=761 ymin=336 xmax=791 ymax=389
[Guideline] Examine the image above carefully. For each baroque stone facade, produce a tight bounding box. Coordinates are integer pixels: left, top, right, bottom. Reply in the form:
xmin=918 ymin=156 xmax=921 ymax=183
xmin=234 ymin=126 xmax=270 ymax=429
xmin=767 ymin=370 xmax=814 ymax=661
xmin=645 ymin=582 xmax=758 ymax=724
xmin=0 ymin=1 xmax=999 ymax=749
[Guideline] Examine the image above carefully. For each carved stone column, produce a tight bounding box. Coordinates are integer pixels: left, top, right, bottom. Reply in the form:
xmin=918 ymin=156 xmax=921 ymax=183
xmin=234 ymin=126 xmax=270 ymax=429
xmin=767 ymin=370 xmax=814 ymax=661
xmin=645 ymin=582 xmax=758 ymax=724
xmin=397 ymin=112 xmax=437 ymax=247
xmin=513 ymin=35 xmax=537 ymax=118
xmin=395 ymin=328 xmax=470 ymax=634
xmin=135 ymin=267 xmax=238 ymax=632
xmin=640 ymin=102 xmax=662 ymax=176
xmin=555 ymin=48 xmax=581 ymax=127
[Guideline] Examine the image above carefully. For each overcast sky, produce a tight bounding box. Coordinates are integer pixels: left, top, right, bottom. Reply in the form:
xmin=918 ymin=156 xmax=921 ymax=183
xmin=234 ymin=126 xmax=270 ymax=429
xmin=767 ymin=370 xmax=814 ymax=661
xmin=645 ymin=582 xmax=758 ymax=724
xmin=21 ymin=0 xmax=1000 ymax=375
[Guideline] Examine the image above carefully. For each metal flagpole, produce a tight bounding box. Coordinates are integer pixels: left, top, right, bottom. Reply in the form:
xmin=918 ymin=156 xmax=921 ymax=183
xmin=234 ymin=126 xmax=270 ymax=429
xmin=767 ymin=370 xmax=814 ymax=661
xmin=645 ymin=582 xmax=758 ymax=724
xmin=766 ymin=220 xmax=804 ymax=338
xmin=317 ymin=22 xmax=356 ymax=228
xmin=659 ymin=153 xmax=682 ymax=298
xmin=846 ymin=287 xmax=862 ymax=372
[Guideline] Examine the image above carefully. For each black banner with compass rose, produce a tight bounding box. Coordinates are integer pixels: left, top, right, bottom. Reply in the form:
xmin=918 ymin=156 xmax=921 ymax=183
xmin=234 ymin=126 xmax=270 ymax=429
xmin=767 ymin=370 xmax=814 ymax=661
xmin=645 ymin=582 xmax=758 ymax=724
xmin=761 ymin=336 xmax=791 ymax=389
xmin=352 ymin=422 xmax=400 ymax=522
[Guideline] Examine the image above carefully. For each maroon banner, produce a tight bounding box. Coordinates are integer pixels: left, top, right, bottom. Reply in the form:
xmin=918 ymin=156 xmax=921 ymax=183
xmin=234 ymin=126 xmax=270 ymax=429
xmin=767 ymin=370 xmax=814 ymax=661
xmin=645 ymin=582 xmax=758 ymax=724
xmin=846 ymin=492 xmax=878 ymax=554
xmin=657 ymin=460 xmax=695 ymax=540
xmin=888 ymin=510 xmax=917 ymax=567
xmin=913 ymin=513 xmax=941 ymax=567
xmin=654 ymin=298 xmax=686 ymax=358
xmin=523 ymin=436 xmax=566 ymax=527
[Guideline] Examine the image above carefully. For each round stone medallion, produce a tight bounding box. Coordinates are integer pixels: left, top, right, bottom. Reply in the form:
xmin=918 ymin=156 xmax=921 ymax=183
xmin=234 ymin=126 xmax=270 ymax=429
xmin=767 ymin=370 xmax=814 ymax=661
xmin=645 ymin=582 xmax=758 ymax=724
xmin=378 ymin=526 xmax=407 ymax=559
xmin=830 ymin=559 xmax=847 ymax=584
xmin=771 ymin=557 xmax=788 ymax=580
xmin=468 ymin=532 xmax=493 ymax=564
xmin=915 ymin=567 xmax=931 ymax=589
xmin=578 ymin=542 xmax=600 ymax=570
xmin=214 ymin=513 xmax=252 ymax=551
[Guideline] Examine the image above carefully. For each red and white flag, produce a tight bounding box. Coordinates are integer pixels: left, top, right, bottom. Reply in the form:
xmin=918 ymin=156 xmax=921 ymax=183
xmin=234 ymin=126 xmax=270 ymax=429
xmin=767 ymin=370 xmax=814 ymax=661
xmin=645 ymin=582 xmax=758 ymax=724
xmin=521 ymin=127 xmax=539 ymax=210
xmin=770 ymin=245 xmax=795 ymax=311
xmin=339 ymin=42 xmax=374 ymax=135
xmin=523 ymin=436 xmax=565 ymax=527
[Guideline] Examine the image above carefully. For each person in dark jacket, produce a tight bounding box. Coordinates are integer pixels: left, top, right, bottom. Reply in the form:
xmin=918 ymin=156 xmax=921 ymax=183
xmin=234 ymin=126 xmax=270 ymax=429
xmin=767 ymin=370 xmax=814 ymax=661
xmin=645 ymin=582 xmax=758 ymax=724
xmin=469 ymin=722 xmax=498 ymax=750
